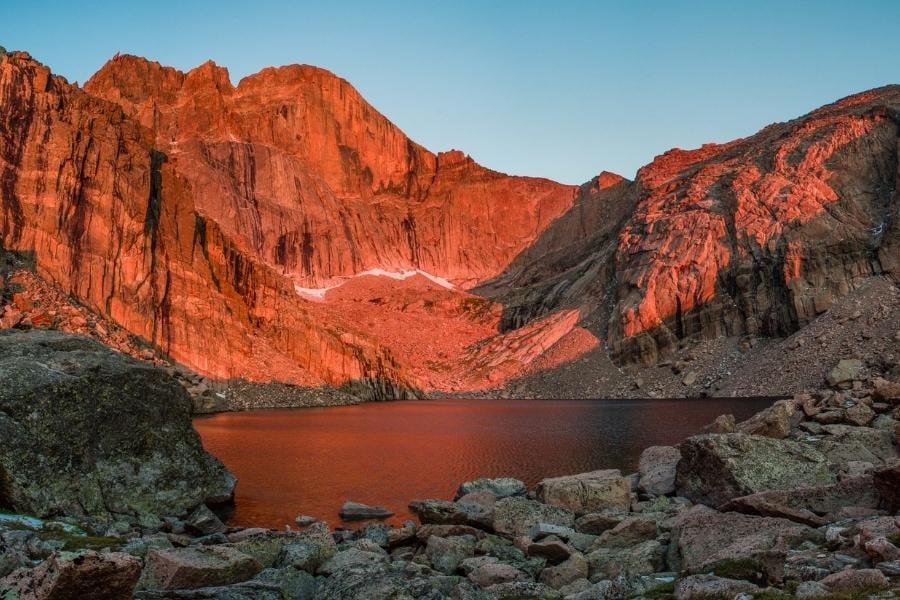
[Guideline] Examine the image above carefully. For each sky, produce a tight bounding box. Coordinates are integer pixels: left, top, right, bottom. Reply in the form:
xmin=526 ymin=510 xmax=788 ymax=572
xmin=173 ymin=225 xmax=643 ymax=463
xmin=2 ymin=1 xmax=900 ymax=184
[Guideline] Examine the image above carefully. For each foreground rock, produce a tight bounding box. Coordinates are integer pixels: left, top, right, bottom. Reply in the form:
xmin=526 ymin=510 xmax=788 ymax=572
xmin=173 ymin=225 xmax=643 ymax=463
xmin=676 ymin=432 xmax=834 ymax=506
xmin=1 ymin=551 xmax=141 ymax=599
xmin=671 ymin=505 xmax=815 ymax=583
xmin=137 ymin=546 xmax=262 ymax=590
xmin=535 ymin=470 xmax=631 ymax=514
xmin=638 ymin=446 xmax=681 ymax=496
xmin=338 ymin=501 xmax=394 ymax=521
xmin=0 ymin=330 xmax=235 ymax=523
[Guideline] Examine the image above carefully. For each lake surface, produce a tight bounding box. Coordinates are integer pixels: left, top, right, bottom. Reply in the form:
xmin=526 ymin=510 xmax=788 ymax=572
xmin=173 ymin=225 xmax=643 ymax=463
xmin=194 ymin=397 xmax=773 ymax=528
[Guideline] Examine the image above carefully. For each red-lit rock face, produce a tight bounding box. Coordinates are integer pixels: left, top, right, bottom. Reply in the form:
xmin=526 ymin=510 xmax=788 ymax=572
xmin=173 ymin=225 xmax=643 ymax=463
xmin=83 ymin=55 xmax=577 ymax=289
xmin=2 ymin=49 xmax=898 ymax=394
xmin=606 ymin=91 xmax=900 ymax=363
xmin=482 ymin=88 xmax=900 ymax=369
xmin=0 ymin=51 xmax=579 ymax=392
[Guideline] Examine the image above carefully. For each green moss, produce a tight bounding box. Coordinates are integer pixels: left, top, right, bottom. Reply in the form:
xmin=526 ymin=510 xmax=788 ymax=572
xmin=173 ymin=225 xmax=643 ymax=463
xmin=40 ymin=530 xmax=123 ymax=552
xmin=709 ymin=557 xmax=764 ymax=582
xmin=888 ymin=532 xmax=900 ymax=547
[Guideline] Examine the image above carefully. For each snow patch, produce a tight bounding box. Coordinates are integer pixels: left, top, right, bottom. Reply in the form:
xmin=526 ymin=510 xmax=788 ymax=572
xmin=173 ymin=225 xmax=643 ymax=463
xmin=294 ymin=269 xmax=455 ymax=301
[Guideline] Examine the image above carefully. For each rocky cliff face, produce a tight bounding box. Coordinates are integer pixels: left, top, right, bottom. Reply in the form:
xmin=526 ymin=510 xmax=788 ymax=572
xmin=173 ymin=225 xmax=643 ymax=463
xmin=83 ymin=55 xmax=576 ymax=289
xmin=0 ymin=51 xmax=577 ymax=394
xmin=1 ymin=49 xmax=898 ymax=395
xmin=494 ymin=88 xmax=900 ymax=369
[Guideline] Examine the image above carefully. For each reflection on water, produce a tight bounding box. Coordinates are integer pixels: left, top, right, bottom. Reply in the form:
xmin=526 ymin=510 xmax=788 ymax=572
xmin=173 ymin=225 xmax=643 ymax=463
xmin=194 ymin=397 xmax=773 ymax=528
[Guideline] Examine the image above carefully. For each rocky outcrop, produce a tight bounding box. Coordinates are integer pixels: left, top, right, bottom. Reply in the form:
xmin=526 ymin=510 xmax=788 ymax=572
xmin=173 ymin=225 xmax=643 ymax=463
xmin=675 ymin=433 xmax=835 ymax=506
xmin=492 ymin=87 xmax=900 ymax=369
xmin=0 ymin=329 xmax=235 ymax=523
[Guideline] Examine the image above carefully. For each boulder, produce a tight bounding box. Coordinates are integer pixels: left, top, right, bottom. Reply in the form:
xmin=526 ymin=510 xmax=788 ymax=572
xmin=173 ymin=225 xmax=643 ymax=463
xmin=137 ymin=546 xmax=262 ymax=590
xmin=468 ymin=562 xmax=527 ymax=587
xmin=0 ymin=551 xmax=141 ymax=600
xmin=675 ymin=433 xmax=834 ymax=506
xmin=425 ymin=535 xmax=475 ymax=575
xmin=702 ymin=414 xmax=736 ymax=434
xmin=526 ymin=539 xmax=573 ymax=563
xmin=670 ymin=505 xmax=815 ymax=583
xmin=847 ymin=515 xmax=900 ymax=544
xmin=735 ymin=399 xmax=797 ymax=439
xmin=409 ymin=499 xmax=468 ymax=525
xmin=0 ymin=331 xmax=235 ymax=521
xmin=872 ymin=377 xmax=900 ymax=403
xmin=485 ymin=581 xmax=563 ymax=599
xmin=820 ymin=568 xmax=888 ymax=591
xmin=455 ymin=493 xmax=496 ymax=529
xmin=638 ymin=446 xmax=681 ymax=496
xmin=673 ymin=574 xmax=760 ymax=600
xmin=317 ymin=546 xmax=388 ymax=576
xmin=277 ymin=522 xmax=336 ymax=572
xmin=416 ymin=524 xmax=486 ymax=541
xmin=492 ymin=497 xmax=575 ymax=538
xmin=133 ymin=579 xmax=284 ymax=600
xmin=873 ymin=462 xmax=900 ymax=512
xmin=719 ymin=475 xmax=879 ymax=524
xmin=816 ymin=424 xmax=899 ymax=467
xmin=844 ymin=402 xmax=875 ymax=426
xmin=535 ymin=470 xmax=631 ymax=514
xmin=567 ymin=578 xmax=631 ymax=600
xmin=312 ymin=566 xmax=441 ymax=600
xmin=826 ymin=358 xmax=863 ymax=388
xmin=573 ymin=513 xmax=622 ymax=535
xmin=586 ymin=540 xmax=664 ymax=579
xmin=338 ymin=501 xmax=393 ymax=521
xmin=795 ymin=580 xmax=830 ymax=598
xmin=185 ymin=505 xmax=227 ymax=537
xmin=864 ymin=537 xmax=900 ymax=563
xmin=595 ymin=517 xmax=657 ymax=548
xmin=359 ymin=523 xmax=390 ymax=548
xmin=538 ymin=552 xmax=588 ymax=589
xmin=455 ymin=478 xmax=526 ymax=500
xmin=222 ymin=532 xmax=297 ymax=569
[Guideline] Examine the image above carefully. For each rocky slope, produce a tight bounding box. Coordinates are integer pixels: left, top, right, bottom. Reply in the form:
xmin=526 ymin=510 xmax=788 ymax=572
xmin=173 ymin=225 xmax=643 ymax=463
xmin=1 ymin=47 xmax=899 ymax=399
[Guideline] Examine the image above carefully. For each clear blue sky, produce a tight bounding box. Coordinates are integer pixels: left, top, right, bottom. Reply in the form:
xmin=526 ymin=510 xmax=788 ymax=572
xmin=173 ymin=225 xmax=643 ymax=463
xmin=3 ymin=1 xmax=899 ymax=183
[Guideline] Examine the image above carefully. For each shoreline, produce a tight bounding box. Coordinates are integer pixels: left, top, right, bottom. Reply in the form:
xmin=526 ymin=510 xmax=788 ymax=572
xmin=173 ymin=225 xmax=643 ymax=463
xmin=1 ymin=330 xmax=898 ymax=598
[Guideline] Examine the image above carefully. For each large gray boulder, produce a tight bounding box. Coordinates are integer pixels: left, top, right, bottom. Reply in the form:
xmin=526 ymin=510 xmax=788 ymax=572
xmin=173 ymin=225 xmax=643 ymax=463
xmin=675 ymin=433 xmax=834 ymax=506
xmin=492 ymin=497 xmax=575 ymax=537
xmin=0 ymin=330 xmax=235 ymax=522
xmin=815 ymin=424 xmax=899 ymax=467
xmin=535 ymin=470 xmax=631 ymax=514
